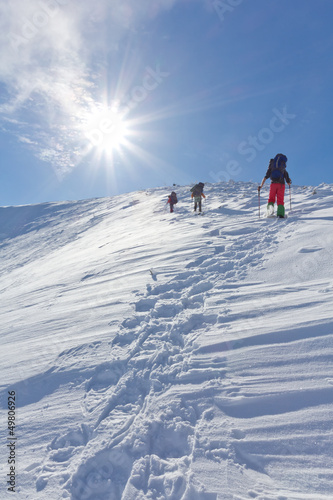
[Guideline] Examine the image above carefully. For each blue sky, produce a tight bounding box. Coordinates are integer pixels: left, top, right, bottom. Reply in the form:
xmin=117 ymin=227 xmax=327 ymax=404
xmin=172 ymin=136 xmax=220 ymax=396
xmin=1 ymin=0 xmax=333 ymax=205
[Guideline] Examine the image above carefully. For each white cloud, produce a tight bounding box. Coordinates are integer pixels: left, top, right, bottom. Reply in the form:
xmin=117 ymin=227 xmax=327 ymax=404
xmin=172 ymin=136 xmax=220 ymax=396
xmin=0 ymin=0 xmax=182 ymax=177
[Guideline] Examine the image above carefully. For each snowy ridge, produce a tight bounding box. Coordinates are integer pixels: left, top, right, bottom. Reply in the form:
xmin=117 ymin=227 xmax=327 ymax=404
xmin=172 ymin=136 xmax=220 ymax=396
xmin=1 ymin=182 xmax=333 ymax=500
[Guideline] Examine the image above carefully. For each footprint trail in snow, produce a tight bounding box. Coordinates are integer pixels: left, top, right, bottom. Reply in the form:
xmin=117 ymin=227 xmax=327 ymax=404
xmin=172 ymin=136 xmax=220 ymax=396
xmin=2 ymin=182 xmax=333 ymax=500
xmin=45 ymin=187 xmax=287 ymax=499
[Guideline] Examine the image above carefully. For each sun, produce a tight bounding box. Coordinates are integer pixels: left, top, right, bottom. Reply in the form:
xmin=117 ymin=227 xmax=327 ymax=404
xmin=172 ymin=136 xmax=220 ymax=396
xmin=78 ymin=93 xmax=178 ymax=188
xmin=83 ymin=103 xmax=130 ymax=156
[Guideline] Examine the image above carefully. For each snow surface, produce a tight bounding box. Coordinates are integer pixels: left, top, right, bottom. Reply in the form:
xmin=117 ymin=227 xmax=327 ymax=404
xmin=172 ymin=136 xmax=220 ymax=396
xmin=1 ymin=181 xmax=333 ymax=500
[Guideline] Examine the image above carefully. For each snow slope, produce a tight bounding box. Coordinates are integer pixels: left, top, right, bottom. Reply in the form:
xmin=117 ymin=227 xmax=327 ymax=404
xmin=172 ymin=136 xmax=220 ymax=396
xmin=1 ymin=182 xmax=333 ymax=500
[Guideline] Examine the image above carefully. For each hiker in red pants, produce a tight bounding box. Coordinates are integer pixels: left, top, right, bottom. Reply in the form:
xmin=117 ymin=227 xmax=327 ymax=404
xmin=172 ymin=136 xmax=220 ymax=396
xmin=258 ymin=154 xmax=291 ymax=218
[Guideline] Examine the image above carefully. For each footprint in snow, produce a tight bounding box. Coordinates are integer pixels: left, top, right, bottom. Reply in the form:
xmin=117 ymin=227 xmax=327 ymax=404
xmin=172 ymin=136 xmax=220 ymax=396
xmin=85 ymin=361 xmax=126 ymax=392
xmin=135 ymin=297 xmax=157 ymax=312
xmin=298 ymin=247 xmax=323 ymax=253
xmin=152 ymin=301 xmax=182 ymax=318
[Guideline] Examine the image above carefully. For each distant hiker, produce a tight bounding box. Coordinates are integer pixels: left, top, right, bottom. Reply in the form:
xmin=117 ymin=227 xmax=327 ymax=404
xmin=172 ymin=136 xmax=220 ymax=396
xmin=190 ymin=182 xmax=206 ymax=212
xmin=167 ymin=191 xmax=178 ymax=213
xmin=258 ymin=154 xmax=291 ymax=218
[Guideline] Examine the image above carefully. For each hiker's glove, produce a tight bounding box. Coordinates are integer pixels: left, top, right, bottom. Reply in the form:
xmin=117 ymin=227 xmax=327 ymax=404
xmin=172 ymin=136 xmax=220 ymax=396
xmin=257 ymin=186 xmax=261 ymax=192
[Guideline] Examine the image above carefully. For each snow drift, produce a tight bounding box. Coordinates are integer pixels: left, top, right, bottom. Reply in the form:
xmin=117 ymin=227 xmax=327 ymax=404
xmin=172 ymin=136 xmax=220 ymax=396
xmin=1 ymin=182 xmax=333 ymax=500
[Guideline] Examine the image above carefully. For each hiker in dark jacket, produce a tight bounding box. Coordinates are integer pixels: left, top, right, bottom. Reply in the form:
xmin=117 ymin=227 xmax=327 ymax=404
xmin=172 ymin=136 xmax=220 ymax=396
xmin=191 ymin=182 xmax=206 ymax=212
xmin=167 ymin=191 xmax=178 ymax=213
xmin=258 ymin=154 xmax=291 ymax=218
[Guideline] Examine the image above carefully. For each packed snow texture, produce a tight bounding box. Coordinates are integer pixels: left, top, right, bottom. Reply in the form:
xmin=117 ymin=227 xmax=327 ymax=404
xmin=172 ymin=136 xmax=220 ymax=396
xmin=1 ymin=182 xmax=333 ymax=500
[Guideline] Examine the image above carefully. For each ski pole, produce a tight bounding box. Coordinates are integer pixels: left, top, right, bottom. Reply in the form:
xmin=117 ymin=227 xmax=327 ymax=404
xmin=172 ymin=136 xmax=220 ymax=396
xmin=289 ymin=185 xmax=292 ymax=212
xmin=258 ymin=187 xmax=261 ymax=218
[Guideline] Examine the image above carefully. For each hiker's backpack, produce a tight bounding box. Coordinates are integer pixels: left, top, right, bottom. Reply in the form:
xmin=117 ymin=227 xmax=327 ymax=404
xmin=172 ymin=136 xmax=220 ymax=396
xmin=170 ymin=191 xmax=178 ymax=204
xmin=190 ymin=182 xmax=204 ymax=197
xmin=270 ymin=154 xmax=287 ymax=182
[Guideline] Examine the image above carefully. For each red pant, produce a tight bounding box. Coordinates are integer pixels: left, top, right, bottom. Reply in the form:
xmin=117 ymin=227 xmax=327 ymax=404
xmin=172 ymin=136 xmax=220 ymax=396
xmin=268 ymin=183 xmax=285 ymax=205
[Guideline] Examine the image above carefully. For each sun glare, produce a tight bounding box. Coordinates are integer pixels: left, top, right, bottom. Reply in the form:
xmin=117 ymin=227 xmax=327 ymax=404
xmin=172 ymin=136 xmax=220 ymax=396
xmin=84 ymin=104 xmax=130 ymax=157
xmin=79 ymin=91 xmax=178 ymax=189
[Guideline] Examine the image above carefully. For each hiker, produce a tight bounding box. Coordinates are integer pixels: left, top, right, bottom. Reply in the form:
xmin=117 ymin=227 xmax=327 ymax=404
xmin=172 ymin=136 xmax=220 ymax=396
xmin=167 ymin=191 xmax=178 ymax=213
xmin=191 ymin=182 xmax=206 ymax=212
xmin=258 ymin=154 xmax=291 ymax=218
